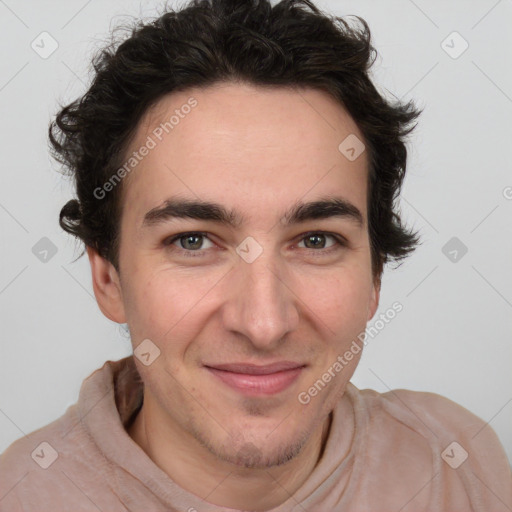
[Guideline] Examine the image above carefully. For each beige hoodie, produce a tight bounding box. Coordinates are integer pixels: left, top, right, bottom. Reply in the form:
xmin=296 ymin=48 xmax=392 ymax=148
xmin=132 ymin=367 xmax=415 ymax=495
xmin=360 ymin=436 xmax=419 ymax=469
xmin=1 ymin=356 xmax=511 ymax=511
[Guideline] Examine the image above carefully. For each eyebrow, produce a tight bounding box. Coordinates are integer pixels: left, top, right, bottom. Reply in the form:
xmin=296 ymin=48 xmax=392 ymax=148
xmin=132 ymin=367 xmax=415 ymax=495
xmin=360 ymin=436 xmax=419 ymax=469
xmin=141 ymin=196 xmax=364 ymax=230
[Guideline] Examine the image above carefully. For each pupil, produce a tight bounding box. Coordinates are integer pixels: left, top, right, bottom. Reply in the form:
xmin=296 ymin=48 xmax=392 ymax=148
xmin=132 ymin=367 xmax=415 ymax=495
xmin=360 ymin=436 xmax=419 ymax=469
xmin=181 ymin=234 xmax=326 ymax=250
xmin=185 ymin=235 xmax=201 ymax=250
xmin=307 ymin=234 xmax=324 ymax=248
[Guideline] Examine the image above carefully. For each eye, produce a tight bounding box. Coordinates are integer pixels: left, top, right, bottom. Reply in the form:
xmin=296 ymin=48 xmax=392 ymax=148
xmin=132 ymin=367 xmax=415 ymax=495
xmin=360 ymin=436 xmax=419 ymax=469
xmin=164 ymin=232 xmax=214 ymax=257
xmin=296 ymin=232 xmax=346 ymax=253
xmin=163 ymin=230 xmax=346 ymax=258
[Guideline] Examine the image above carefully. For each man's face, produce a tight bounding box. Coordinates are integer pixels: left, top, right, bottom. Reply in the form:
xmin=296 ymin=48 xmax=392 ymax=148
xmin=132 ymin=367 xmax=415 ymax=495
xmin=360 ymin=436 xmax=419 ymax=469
xmin=100 ymin=82 xmax=379 ymax=467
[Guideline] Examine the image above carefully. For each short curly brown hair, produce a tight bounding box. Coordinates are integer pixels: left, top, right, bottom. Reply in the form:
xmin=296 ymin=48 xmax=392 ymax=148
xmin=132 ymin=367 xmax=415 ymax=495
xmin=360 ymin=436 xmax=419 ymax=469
xmin=49 ymin=0 xmax=421 ymax=278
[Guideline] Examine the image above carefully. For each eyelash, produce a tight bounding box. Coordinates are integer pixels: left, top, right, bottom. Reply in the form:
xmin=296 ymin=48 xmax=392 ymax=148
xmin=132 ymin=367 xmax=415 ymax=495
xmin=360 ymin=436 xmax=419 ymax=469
xmin=163 ymin=231 xmax=347 ymax=258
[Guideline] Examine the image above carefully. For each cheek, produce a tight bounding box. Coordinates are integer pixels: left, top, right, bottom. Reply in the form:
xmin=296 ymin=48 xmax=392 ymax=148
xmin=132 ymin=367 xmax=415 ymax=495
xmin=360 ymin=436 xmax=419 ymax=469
xmin=299 ymin=269 xmax=372 ymax=332
xmin=119 ymin=270 xmax=179 ymax=341
xmin=122 ymin=251 xmax=373 ymax=345
xmin=122 ymin=268 xmax=221 ymax=353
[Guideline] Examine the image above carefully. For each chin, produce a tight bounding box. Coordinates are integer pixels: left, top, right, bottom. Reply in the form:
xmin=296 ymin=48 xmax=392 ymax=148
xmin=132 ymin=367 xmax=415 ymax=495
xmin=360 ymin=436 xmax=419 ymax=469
xmin=191 ymin=419 xmax=313 ymax=469
xmin=229 ymin=438 xmax=309 ymax=469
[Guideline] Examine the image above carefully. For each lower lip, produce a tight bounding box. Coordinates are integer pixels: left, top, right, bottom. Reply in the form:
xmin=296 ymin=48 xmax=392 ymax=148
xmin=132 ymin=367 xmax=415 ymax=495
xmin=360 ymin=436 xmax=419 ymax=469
xmin=206 ymin=367 xmax=304 ymax=396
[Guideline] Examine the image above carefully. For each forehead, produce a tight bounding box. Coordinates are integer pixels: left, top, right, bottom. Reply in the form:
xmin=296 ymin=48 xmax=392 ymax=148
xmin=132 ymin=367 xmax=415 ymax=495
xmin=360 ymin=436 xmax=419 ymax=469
xmin=121 ymin=82 xmax=369 ymax=227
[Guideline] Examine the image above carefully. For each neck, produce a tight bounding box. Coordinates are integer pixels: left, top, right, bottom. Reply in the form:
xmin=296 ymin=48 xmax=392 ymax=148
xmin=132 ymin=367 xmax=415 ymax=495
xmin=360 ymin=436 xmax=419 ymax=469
xmin=127 ymin=398 xmax=333 ymax=511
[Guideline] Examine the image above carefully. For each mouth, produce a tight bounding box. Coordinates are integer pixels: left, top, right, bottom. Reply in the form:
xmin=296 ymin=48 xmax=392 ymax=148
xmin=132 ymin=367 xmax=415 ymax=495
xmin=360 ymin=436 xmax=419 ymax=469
xmin=204 ymin=362 xmax=306 ymax=396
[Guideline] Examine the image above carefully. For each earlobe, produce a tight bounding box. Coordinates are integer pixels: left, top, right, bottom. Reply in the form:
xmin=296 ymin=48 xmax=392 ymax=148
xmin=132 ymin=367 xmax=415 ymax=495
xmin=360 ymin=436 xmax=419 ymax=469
xmin=86 ymin=246 xmax=126 ymax=324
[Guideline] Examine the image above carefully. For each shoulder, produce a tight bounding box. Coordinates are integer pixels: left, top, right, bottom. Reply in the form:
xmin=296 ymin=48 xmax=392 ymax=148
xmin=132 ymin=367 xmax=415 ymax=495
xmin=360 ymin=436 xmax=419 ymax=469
xmin=360 ymin=386 xmax=509 ymax=460
xmin=376 ymin=387 xmax=507 ymax=449
xmin=0 ymin=405 xmax=109 ymax=511
xmin=0 ymin=406 xmax=74 ymax=473
xmin=354 ymin=385 xmax=498 ymax=436
xmin=351 ymin=385 xmax=512 ymax=509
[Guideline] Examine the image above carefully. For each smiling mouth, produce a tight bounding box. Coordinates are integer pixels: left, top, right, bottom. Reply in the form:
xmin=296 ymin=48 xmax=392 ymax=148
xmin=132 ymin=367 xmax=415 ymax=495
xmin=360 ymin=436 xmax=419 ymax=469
xmin=204 ymin=362 xmax=306 ymax=396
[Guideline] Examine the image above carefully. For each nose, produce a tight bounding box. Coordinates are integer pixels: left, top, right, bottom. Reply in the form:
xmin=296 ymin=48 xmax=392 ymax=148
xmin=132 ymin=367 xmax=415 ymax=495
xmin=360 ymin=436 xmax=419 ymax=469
xmin=221 ymin=250 xmax=299 ymax=351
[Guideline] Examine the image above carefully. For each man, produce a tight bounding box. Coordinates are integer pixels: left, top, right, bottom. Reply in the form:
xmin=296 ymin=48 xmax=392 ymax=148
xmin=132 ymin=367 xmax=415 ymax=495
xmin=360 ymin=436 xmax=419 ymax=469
xmin=1 ymin=0 xmax=510 ymax=510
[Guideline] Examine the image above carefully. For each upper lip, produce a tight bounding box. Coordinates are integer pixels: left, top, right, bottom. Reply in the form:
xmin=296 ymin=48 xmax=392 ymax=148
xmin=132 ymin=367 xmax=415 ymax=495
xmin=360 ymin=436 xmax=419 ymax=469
xmin=205 ymin=362 xmax=306 ymax=375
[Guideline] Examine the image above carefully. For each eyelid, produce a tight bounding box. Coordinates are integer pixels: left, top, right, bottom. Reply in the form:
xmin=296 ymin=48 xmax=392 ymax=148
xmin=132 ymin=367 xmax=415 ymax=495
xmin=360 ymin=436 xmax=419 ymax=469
xmin=164 ymin=231 xmax=213 ymax=250
xmin=163 ymin=230 xmax=347 ymax=256
xmin=297 ymin=230 xmax=347 ymax=247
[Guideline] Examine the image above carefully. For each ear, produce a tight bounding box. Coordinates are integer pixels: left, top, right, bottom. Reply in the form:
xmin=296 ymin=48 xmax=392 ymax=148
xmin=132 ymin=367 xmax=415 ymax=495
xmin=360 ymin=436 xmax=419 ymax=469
xmin=86 ymin=246 xmax=126 ymax=324
xmin=367 ymin=274 xmax=381 ymax=321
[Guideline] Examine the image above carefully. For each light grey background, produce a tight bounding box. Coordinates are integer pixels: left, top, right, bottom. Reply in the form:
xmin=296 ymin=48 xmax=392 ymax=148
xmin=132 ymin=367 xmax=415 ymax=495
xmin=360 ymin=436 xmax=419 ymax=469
xmin=1 ymin=0 xmax=511 ymax=466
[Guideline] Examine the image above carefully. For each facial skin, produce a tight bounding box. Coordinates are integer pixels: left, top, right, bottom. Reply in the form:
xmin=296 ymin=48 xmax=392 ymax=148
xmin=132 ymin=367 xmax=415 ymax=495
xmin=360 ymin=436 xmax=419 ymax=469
xmin=88 ymin=82 xmax=380 ymax=511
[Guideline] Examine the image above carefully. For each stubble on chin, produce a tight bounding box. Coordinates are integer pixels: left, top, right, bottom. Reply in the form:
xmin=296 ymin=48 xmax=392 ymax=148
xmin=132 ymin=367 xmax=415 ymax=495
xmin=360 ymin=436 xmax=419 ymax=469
xmin=185 ymin=412 xmax=315 ymax=469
